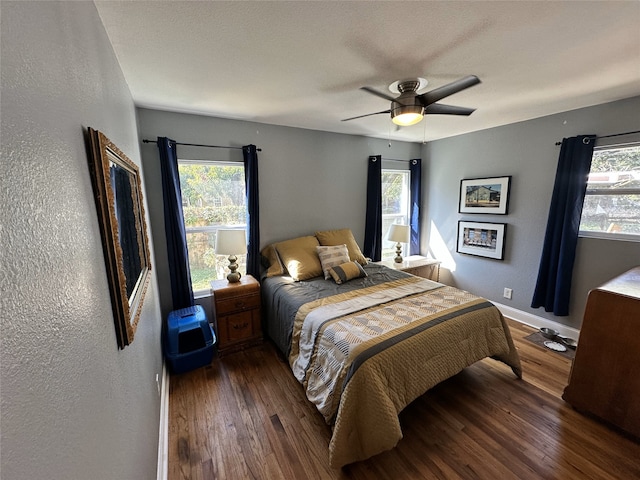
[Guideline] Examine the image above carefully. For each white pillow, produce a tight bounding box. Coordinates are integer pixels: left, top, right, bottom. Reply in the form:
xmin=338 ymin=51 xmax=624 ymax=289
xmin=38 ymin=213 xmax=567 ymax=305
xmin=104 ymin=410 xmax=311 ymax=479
xmin=316 ymin=244 xmax=350 ymax=280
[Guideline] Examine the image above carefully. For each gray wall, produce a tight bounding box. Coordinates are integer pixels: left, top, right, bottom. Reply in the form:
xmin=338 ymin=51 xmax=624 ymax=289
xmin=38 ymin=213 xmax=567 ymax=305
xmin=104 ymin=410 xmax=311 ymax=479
xmin=423 ymin=96 xmax=640 ymax=329
xmin=1 ymin=3 xmax=163 ymax=479
xmin=137 ymin=108 xmax=421 ymax=317
xmin=138 ymin=99 xmax=640 ymax=329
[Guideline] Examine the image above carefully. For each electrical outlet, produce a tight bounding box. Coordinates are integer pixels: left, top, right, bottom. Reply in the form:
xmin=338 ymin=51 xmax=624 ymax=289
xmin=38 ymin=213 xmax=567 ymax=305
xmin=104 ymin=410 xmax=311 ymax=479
xmin=503 ymin=288 xmax=513 ymax=299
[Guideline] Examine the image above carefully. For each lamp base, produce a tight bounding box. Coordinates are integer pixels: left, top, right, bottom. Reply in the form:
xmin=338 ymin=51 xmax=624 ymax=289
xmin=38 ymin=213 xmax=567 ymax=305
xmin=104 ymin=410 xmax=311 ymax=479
xmin=394 ymin=243 xmax=403 ymax=263
xmin=226 ymin=255 xmax=242 ymax=283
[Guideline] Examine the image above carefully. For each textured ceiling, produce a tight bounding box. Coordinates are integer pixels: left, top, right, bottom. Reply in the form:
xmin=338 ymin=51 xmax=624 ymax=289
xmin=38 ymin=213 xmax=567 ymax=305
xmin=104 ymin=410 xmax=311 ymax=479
xmin=95 ymin=1 xmax=640 ymax=143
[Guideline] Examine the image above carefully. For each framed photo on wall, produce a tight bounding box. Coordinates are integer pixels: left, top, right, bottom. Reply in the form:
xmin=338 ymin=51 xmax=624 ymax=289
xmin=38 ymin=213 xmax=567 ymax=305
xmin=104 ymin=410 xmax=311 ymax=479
xmin=459 ymin=176 xmax=511 ymax=214
xmin=457 ymin=221 xmax=506 ymax=260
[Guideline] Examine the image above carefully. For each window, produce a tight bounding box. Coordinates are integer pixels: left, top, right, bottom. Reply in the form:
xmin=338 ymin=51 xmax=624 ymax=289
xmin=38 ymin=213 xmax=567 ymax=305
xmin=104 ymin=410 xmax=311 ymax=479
xmin=178 ymin=160 xmax=247 ymax=293
xmin=381 ymin=169 xmax=411 ymax=259
xmin=579 ymin=143 xmax=640 ymax=241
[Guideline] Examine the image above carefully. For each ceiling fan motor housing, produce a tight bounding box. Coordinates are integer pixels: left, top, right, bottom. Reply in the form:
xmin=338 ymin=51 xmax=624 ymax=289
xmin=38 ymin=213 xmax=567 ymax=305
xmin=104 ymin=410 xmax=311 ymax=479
xmin=391 ymin=101 xmax=423 ymax=118
xmin=396 ymin=80 xmax=421 ymax=94
xmin=391 ymin=79 xmax=425 ymax=124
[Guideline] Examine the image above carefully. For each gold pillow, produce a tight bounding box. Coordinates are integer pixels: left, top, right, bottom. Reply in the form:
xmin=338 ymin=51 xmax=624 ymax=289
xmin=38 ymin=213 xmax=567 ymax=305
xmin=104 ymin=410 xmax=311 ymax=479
xmin=274 ymin=235 xmax=322 ymax=281
xmin=328 ymin=261 xmax=368 ymax=285
xmin=260 ymin=244 xmax=284 ymax=277
xmin=315 ymin=228 xmax=368 ymax=265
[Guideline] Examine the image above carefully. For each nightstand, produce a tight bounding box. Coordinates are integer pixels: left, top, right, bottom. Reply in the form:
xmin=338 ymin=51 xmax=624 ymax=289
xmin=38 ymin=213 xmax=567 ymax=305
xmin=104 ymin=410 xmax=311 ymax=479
xmin=375 ymin=255 xmax=441 ymax=281
xmin=210 ymin=274 xmax=262 ymax=356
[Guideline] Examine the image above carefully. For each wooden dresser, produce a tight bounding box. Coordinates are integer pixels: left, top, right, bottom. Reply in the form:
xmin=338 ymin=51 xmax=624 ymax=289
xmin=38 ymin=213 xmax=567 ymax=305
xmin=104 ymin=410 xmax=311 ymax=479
xmin=562 ymin=266 xmax=640 ymax=437
xmin=210 ymin=274 xmax=262 ymax=357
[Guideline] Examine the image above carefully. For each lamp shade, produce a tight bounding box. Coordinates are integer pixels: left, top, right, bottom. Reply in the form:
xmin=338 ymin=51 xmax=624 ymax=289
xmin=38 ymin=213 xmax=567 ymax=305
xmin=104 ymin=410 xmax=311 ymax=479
xmin=215 ymin=229 xmax=247 ymax=256
xmin=387 ymin=224 xmax=410 ymax=244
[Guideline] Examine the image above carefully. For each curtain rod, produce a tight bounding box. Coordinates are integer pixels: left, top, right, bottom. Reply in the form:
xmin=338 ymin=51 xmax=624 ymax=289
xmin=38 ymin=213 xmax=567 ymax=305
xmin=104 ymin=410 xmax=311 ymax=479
xmin=554 ymin=130 xmax=640 ymax=146
xmin=142 ymin=139 xmax=261 ymax=152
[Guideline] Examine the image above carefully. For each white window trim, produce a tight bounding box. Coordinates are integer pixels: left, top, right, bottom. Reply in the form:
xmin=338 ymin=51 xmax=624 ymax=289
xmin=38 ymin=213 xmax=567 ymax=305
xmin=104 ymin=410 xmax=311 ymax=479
xmin=579 ymin=230 xmax=640 ymax=242
xmin=382 ymin=168 xmax=411 ymax=219
xmin=178 ymin=159 xmax=247 ymax=297
xmin=179 ymin=159 xmax=242 ymax=167
xmin=381 ymin=168 xmax=411 ymax=260
xmin=578 ymin=142 xmax=640 ymax=242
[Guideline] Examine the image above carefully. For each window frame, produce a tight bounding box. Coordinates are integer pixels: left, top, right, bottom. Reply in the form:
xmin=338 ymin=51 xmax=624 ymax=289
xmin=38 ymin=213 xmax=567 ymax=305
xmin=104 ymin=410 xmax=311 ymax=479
xmin=178 ymin=159 xmax=248 ymax=296
xmin=381 ymin=167 xmax=411 ymax=260
xmin=578 ymin=142 xmax=640 ymax=243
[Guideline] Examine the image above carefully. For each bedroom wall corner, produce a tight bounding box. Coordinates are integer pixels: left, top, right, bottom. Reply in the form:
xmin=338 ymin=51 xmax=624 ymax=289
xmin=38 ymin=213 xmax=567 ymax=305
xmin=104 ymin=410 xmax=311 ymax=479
xmin=422 ymin=95 xmax=640 ymax=330
xmin=136 ymin=108 xmax=422 ymax=319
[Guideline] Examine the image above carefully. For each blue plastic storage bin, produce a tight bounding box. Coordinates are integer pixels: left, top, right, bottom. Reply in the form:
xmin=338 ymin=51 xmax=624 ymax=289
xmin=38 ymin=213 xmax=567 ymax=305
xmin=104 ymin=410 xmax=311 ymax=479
xmin=165 ymin=305 xmax=216 ymax=374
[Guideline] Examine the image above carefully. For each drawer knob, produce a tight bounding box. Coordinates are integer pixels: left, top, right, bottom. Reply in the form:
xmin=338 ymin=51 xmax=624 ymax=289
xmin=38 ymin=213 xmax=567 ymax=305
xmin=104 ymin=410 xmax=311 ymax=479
xmin=235 ymin=301 xmax=245 ymax=309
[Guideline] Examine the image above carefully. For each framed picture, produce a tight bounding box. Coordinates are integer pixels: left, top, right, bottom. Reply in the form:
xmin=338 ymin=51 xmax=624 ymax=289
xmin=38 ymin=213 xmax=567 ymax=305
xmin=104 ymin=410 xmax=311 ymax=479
xmin=87 ymin=128 xmax=152 ymax=349
xmin=457 ymin=221 xmax=506 ymax=260
xmin=459 ymin=176 xmax=511 ymax=214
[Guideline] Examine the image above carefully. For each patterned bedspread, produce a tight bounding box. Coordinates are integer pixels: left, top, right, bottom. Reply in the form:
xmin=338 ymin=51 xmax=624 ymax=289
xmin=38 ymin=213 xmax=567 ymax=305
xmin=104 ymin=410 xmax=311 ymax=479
xmin=283 ymin=272 xmax=522 ymax=468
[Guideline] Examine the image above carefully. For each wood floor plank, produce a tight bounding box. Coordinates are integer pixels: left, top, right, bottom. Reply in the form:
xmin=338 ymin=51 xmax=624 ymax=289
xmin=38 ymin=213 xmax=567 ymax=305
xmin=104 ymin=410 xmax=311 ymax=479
xmin=167 ymin=318 xmax=640 ymax=479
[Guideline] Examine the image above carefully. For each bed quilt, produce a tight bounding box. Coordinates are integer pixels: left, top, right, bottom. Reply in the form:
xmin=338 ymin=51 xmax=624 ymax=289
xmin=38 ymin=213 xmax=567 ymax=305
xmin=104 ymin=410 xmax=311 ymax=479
xmin=263 ymin=266 xmax=522 ymax=468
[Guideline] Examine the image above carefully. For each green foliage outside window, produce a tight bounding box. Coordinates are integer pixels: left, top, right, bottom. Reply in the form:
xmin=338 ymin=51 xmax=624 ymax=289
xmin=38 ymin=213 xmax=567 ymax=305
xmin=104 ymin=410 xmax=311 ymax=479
xmin=179 ymin=162 xmax=247 ymax=291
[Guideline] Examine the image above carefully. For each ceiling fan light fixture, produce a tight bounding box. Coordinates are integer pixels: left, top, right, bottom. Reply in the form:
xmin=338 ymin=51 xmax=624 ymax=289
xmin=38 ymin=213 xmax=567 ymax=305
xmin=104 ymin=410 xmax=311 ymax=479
xmin=343 ymin=75 xmax=479 ymax=126
xmin=391 ymin=104 xmax=424 ymax=126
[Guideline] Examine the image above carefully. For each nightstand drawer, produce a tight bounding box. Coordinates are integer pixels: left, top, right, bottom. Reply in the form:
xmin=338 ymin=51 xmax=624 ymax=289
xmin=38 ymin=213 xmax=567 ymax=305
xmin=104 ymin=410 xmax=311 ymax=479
xmin=221 ymin=310 xmax=258 ymax=342
xmin=215 ymin=294 xmax=260 ymax=316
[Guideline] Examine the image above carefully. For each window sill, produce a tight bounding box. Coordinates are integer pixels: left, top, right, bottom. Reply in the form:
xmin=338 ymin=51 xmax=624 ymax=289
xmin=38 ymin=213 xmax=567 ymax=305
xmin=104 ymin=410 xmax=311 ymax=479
xmin=579 ymin=231 xmax=640 ymax=243
xmin=194 ymin=289 xmax=213 ymax=300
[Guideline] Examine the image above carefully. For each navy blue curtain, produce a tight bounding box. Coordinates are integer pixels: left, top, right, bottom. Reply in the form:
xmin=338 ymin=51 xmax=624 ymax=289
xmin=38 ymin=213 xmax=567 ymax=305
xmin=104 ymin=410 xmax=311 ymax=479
xmin=531 ymin=135 xmax=595 ymax=315
xmin=243 ymin=145 xmax=260 ymax=278
xmin=157 ymin=137 xmax=194 ymax=310
xmin=409 ymin=158 xmax=422 ymax=255
xmin=363 ymin=155 xmax=382 ymax=261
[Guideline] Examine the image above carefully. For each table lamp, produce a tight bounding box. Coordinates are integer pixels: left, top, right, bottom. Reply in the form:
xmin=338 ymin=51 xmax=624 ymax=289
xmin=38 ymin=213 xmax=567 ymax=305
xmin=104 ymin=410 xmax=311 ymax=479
xmin=215 ymin=229 xmax=247 ymax=283
xmin=387 ymin=224 xmax=410 ymax=263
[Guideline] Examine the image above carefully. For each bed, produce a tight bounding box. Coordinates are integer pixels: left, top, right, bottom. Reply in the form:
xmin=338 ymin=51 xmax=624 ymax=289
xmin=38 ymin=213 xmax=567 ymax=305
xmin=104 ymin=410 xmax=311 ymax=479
xmin=260 ymin=230 xmax=522 ymax=468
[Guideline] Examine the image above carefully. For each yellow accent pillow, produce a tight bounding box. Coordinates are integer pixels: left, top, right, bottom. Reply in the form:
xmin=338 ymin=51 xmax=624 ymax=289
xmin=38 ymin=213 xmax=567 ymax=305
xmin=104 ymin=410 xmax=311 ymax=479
xmin=260 ymin=244 xmax=284 ymax=277
xmin=328 ymin=261 xmax=368 ymax=285
xmin=274 ymin=236 xmax=322 ymax=281
xmin=315 ymin=228 xmax=368 ymax=265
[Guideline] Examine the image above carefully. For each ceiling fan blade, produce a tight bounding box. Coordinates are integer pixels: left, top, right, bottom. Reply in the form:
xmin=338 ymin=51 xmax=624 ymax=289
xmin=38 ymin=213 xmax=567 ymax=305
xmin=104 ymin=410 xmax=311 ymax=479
xmin=417 ymin=75 xmax=480 ymax=106
xmin=341 ymin=109 xmax=391 ymax=121
xmin=360 ymin=86 xmax=397 ymax=103
xmin=424 ymin=103 xmax=476 ymax=116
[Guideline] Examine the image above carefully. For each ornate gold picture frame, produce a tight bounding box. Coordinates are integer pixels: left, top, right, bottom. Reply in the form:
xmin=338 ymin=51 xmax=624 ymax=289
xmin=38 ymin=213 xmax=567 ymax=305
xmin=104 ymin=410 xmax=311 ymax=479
xmin=87 ymin=128 xmax=152 ymax=348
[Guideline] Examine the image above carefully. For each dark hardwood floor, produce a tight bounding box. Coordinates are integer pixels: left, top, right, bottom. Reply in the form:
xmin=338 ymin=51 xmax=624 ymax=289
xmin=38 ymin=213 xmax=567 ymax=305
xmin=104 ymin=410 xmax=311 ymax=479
xmin=168 ymin=319 xmax=640 ymax=479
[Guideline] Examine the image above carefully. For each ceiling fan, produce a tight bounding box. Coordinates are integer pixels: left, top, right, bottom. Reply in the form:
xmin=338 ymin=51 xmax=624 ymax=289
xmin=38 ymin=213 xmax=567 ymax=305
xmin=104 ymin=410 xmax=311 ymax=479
xmin=342 ymin=75 xmax=481 ymax=126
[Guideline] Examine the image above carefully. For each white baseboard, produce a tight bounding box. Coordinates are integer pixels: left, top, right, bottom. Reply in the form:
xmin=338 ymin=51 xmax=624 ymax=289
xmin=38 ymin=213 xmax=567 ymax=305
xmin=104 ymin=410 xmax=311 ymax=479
xmin=157 ymin=362 xmax=169 ymax=480
xmin=492 ymin=302 xmax=581 ymax=339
